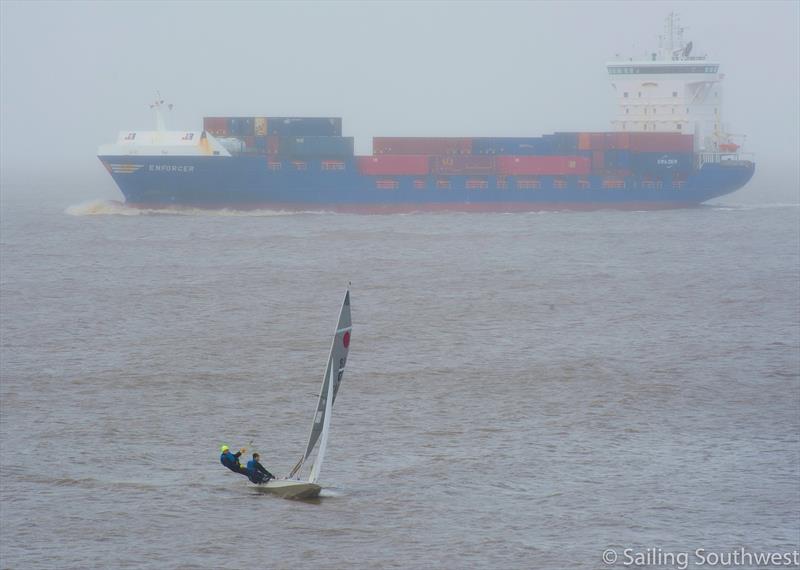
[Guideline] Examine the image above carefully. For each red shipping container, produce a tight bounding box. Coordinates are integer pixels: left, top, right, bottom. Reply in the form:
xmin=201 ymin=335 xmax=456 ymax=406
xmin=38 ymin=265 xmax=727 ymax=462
xmin=203 ymin=117 xmax=229 ymax=137
xmin=496 ymin=156 xmax=591 ymax=176
xmin=628 ymin=133 xmax=693 ymax=152
xmin=267 ymin=135 xmax=280 ymax=156
xmin=603 ymin=133 xmax=628 ymax=150
xmin=614 ymin=132 xmax=631 ymax=150
xmin=579 ymin=132 xmax=622 ymax=150
xmin=589 ymin=133 xmax=606 ymax=150
xmin=579 ymin=132 xmax=632 ymax=150
xmin=373 ymin=137 xmax=472 ymax=155
xmin=243 ymin=136 xmax=256 ymax=148
xmin=357 ymin=155 xmax=431 ymax=175
xmin=431 ymin=155 xmax=496 ymax=174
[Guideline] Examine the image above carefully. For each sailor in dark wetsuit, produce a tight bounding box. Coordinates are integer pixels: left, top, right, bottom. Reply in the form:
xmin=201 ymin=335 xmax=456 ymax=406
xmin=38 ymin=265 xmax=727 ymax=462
xmin=219 ymin=444 xmax=250 ymax=478
xmin=246 ymin=452 xmax=275 ymax=484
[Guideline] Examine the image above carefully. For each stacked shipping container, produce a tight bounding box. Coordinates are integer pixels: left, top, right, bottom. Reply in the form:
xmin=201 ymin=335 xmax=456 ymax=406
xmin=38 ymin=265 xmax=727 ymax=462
xmin=573 ymin=131 xmax=693 ymax=175
xmin=472 ymin=138 xmax=550 ymax=155
xmin=359 ymin=132 xmax=692 ymax=177
xmin=201 ymin=119 xmax=696 ymax=178
xmin=576 ymin=132 xmax=693 ymax=152
xmin=203 ymin=117 xmax=350 ymax=158
xmin=373 ymin=138 xmax=473 ymax=155
xmin=357 ymin=155 xmax=431 ymax=175
xmin=266 ymin=117 xmax=342 ymax=136
xmin=203 ymin=117 xmax=343 ymax=138
xmin=495 ymin=156 xmax=591 ymax=176
xmin=431 ymin=156 xmax=496 ymax=175
xmin=278 ymin=136 xmax=354 ymax=158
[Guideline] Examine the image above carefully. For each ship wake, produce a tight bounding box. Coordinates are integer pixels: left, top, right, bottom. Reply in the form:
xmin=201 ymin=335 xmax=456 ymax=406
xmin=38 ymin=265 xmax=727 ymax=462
xmin=65 ymin=200 xmax=334 ymax=217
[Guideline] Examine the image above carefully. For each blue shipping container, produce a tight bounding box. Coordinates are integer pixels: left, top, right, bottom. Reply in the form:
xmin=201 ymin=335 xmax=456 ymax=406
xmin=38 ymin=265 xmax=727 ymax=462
xmin=605 ymin=150 xmax=632 ymax=170
xmin=278 ymin=136 xmax=354 ymax=158
xmin=229 ymin=117 xmax=254 ymax=137
xmin=267 ymin=117 xmax=342 ymax=137
xmin=545 ymin=132 xmax=580 ymax=153
xmin=472 ymin=137 xmax=549 ymax=155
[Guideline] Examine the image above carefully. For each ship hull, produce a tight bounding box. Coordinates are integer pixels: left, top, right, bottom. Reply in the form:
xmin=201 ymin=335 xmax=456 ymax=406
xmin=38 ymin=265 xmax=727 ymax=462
xmin=98 ymin=156 xmax=754 ymax=212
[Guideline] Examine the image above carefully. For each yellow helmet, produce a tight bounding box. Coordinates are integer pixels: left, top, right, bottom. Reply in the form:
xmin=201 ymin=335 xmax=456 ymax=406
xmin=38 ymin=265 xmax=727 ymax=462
xmin=220 ymin=444 xmax=229 ymax=452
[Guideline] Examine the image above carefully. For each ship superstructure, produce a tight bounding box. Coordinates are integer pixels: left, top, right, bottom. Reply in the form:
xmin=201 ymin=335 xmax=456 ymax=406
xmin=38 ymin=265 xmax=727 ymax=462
xmin=607 ymin=13 xmax=733 ymax=153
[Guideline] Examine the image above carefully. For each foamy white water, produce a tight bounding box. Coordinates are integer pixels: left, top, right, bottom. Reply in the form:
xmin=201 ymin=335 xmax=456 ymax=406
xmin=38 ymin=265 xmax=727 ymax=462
xmin=65 ymin=199 xmax=335 ymax=217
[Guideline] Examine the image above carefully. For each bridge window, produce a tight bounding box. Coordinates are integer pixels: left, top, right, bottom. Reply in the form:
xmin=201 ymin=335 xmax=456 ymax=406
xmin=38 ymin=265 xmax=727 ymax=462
xmin=608 ymin=65 xmax=720 ymax=74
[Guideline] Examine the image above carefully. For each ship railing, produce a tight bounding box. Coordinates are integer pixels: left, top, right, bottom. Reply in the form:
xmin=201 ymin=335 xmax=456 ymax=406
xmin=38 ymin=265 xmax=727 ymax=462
xmin=697 ymin=152 xmax=755 ymax=168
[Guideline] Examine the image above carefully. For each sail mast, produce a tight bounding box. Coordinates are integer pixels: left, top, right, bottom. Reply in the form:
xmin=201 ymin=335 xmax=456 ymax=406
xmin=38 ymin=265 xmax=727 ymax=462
xmin=308 ymin=363 xmax=335 ymax=483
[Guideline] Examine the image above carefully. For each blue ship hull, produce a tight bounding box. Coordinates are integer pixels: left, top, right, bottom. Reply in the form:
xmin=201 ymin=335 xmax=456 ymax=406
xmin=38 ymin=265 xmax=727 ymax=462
xmin=98 ymin=156 xmax=754 ymax=212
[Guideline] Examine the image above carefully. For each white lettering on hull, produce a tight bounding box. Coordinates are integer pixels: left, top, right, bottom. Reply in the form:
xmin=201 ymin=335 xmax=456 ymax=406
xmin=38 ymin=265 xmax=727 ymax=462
xmin=148 ymin=165 xmax=196 ymax=173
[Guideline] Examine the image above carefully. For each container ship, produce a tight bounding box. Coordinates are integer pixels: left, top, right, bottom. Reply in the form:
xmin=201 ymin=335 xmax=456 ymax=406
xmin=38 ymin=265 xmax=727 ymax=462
xmin=98 ymin=15 xmax=754 ymax=212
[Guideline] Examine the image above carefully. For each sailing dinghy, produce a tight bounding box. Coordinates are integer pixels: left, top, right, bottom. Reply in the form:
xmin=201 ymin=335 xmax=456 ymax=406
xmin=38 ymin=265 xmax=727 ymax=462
xmin=256 ymin=289 xmax=352 ymax=500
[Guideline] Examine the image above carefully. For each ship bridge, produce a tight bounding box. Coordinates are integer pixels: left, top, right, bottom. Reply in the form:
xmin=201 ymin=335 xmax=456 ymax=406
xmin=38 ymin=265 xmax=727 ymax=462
xmin=606 ymin=13 xmax=731 ymax=153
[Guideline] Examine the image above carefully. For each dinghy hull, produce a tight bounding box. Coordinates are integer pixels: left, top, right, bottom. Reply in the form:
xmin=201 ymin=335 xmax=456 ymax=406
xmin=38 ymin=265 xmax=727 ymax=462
xmin=255 ymin=479 xmax=322 ymax=500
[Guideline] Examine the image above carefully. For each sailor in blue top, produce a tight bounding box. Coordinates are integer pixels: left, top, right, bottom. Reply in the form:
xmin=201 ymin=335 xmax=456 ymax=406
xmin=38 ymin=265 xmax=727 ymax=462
xmin=220 ymin=444 xmax=250 ymax=477
xmin=246 ymin=452 xmax=275 ymax=484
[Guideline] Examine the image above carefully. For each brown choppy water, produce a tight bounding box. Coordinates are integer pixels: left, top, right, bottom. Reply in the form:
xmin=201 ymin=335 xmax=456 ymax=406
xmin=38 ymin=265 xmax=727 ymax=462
xmin=1 ymin=192 xmax=798 ymax=569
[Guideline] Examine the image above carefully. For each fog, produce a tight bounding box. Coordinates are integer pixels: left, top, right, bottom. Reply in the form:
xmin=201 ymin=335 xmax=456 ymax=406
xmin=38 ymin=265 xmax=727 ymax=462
xmin=1 ymin=0 xmax=798 ymax=204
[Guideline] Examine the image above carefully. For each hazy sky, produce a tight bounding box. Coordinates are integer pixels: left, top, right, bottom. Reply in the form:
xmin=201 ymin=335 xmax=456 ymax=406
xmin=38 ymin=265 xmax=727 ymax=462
xmin=1 ymin=0 xmax=798 ymax=201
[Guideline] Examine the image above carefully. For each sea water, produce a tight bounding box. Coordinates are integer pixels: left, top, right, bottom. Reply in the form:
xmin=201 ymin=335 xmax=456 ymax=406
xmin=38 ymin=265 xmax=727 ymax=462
xmin=1 ymin=188 xmax=798 ymax=569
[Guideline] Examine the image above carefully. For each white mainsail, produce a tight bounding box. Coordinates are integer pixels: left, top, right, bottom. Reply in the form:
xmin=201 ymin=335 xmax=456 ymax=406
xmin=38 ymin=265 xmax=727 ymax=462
xmin=288 ymin=289 xmax=351 ymax=480
xmin=308 ymin=363 xmax=335 ymax=483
